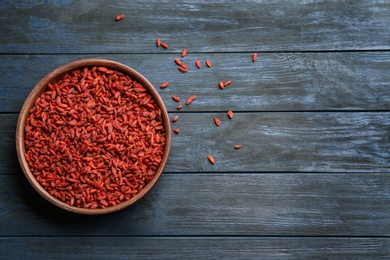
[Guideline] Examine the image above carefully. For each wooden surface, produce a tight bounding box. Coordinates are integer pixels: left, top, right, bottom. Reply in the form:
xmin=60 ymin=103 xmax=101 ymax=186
xmin=1 ymin=0 xmax=389 ymax=258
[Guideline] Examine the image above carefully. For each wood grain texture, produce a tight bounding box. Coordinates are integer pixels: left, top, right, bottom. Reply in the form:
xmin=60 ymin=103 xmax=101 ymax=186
xmin=1 ymin=1 xmax=390 ymax=53
xmin=0 ymin=173 xmax=389 ymax=236
xmin=1 ymin=52 xmax=390 ymax=113
xmin=2 ymin=112 xmax=389 ymax=174
xmin=166 ymin=112 xmax=390 ymax=172
xmin=1 ymin=237 xmax=389 ymax=259
xmin=2 ymin=0 xmax=390 ymax=257
xmin=0 ymin=114 xmax=17 ymax=175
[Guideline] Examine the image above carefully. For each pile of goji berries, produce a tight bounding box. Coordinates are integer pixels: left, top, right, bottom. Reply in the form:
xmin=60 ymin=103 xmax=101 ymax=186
xmin=24 ymin=66 xmax=166 ymax=209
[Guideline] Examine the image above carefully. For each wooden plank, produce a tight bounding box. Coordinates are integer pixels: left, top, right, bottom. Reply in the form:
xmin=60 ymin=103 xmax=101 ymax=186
xmin=1 ymin=1 xmax=390 ymax=53
xmin=0 ymin=173 xmax=389 ymax=236
xmin=166 ymin=111 xmax=390 ymax=173
xmin=2 ymin=52 xmax=390 ymax=113
xmin=0 ymin=237 xmax=389 ymax=259
xmin=2 ymin=111 xmax=389 ymax=174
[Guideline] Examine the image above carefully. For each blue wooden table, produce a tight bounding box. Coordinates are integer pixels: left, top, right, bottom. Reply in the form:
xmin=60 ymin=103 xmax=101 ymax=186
xmin=1 ymin=1 xmax=389 ymax=258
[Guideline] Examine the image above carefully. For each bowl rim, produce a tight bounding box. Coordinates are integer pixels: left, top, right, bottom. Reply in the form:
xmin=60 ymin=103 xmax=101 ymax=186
xmin=16 ymin=59 xmax=171 ymax=215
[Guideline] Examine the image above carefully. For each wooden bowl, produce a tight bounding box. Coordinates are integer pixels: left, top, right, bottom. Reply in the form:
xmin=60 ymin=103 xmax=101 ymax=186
xmin=16 ymin=59 xmax=171 ymax=215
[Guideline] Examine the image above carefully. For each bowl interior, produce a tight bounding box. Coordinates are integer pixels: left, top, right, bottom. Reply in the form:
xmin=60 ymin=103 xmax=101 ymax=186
xmin=16 ymin=59 xmax=171 ymax=215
